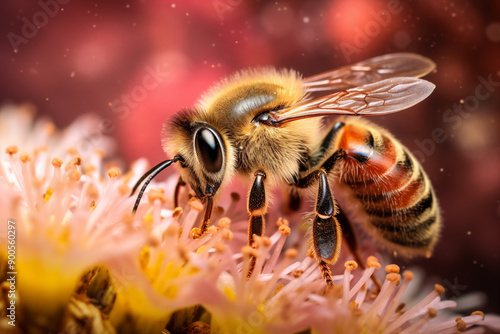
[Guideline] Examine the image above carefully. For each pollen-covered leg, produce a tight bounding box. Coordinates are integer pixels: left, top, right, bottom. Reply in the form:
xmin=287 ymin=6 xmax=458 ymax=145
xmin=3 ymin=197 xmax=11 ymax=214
xmin=247 ymin=170 xmax=267 ymax=277
xmin=311 ymin=171 xmax=342 ymax=286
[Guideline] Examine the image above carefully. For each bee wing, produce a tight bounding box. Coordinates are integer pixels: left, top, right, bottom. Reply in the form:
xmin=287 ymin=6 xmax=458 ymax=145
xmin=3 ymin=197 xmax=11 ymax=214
xmin=304 ymin=53 xmax=436 ymax=92
xmin=273 ymin=77 xmax=435 ymax=124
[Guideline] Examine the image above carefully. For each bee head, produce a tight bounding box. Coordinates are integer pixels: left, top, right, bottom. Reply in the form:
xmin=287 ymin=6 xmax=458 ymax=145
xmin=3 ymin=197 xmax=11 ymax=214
xmin=163 ymin=108 xmax=232 ymax=199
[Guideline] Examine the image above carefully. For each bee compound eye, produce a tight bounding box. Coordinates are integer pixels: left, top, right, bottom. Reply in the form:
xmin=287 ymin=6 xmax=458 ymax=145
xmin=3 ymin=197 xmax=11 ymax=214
xmin=194 ymin=127 xmax=224 ymax=174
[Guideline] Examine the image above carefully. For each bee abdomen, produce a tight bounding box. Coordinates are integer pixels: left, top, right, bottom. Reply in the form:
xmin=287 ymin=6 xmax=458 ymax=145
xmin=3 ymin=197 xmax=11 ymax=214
xmin=371 ymin=213 xmax=438 ymax=248
xmin=339 ymin=123 xmax=440 ymax=252
xmin=367 ymin=187 xmax=440 ymax=250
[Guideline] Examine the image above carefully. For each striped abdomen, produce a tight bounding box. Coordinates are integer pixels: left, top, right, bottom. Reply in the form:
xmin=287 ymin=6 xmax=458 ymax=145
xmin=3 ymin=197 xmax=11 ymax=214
xmin=337 ymin=120 xmax=440 ymax=256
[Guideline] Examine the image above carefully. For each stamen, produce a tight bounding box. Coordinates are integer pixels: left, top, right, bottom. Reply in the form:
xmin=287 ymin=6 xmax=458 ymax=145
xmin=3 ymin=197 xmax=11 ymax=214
xmin=67 ymin=147 xmax=78 ymax=156
xmin=354 ymin=283 xmax=369 ymax=308
xmin=44 ymin=122 xmax=56 ymax=135
xmin=172 ymin=207 xmax=183 ymax=218
xmin=363 ymin=273 xmax=400 ymax=321
xmin=259 ymin=248 xmax=298 ymax=302
xmin=367 ymin=256 xmax=381 ymax=269
xmin=118 ymin=183 xmax=130 ymax=196
xmin=379 ymin=270 xmax=414 ymax=329
xmin=214 ymin=242 xmax=226 ymax=253
xmin=180 ymin=198 xmax=204 ymax=240
xmin=68 ymin=170 xmax=82 ymax=182
xmin=217 ymin=217 xmax=231 ymax=229
xmin=349 ymin=301 xmax=359 ymax=311
xmin=262 ymin=220 xmax=291 ymax=274
xmin=343 ymin=260 xmax=358 ymax=305
xmin=44 ymin=187 xmax=54 ymax=202
xmin=384 ymin=284 xmax=446 ymax=333
xmin=206 ymin=226 xmax=219 ymax=235
xmin=292 ymin=270 xmax=303 ymax=278
xmin=247 ymin=237 xmax=271 ymax=289
xmin=456 ymin=317 xmax=467 ymax=331
xmin=189 ymin=198 xmax=204 ymax=211
xmin=395 ymin=303 xmax=405 ymax=313
xmin=186 ymin=224 xmax=223 ymax=256
xmin=84 ymin=165 xmax=96 ymax=175
xmin=279 ymin=224 xmax=291 ymax=236
xmin=348 ymin=258 xmax=379 ymax=301
xmin=385 ymin=264 xmax=400 ymax=274
xmin=148 ymin=190 xmax=167 ymax=231
xmin=472 ymin=311 xmax=485 ymax=320
xmin=221 ymin=228 xmax=233 ymax=241
xmin=441 ymin=311 xmax=488 ymax=332
xmin=71 ymin=156 xmax=82 ymax=166
xmin=147 ymin=189 xmax=168 ymax=205
xmin=345 ymin=260 xmax=358 ymax=271
xmin=279 ymin=257 xmax=318 ymax=297
xmin=6 ymin=146 xmax=18 ymax=155
xmin=108 ymin=168 xmax=120 ymax=178
xmin=285 ymin=248 xmax=298 ymax=258
xmin=20 ymin=153 xmax=31 ymax=163
xmin=240 ymin=246 xmax=258 ymax=289
xmin=52 ymin=158 xmax=63 ymax=168
xmin=399 ymin=307 xmax=437 ymax=334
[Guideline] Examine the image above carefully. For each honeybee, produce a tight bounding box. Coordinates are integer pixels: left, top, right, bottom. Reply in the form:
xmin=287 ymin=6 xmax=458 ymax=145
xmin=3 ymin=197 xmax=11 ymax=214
xmin=132 ymin=53 xmax=438 ymax=285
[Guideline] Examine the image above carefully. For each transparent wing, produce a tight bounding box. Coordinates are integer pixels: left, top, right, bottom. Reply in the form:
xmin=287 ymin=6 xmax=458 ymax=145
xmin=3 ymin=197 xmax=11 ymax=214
xmin=272 ymin=77 xmax=435 ymax=124
xmin=304 ymin=53 xmax=436 ymax=92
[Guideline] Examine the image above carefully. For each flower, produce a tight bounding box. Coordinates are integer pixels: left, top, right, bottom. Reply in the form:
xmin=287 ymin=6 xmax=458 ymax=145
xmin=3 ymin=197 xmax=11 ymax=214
xmin=0 ymin=105 xmax=146 ymax=333
xmin=1 ymin=104 xmax=499 ymax=334
xmin=307 ymin=260 xmax=496 ymax=334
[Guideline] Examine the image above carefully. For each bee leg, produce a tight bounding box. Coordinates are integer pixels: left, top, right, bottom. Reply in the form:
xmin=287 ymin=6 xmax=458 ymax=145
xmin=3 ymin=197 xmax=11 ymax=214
xmin=311 ymin=170 xmax=342 ymax=286
xmin=293 ymin=150 xmax=345 ymax=286
xmin=201 ymin=196 xmax=214 ymax=233
xmin=174 ymin=176 xmax=186 ymax=208
xmin=190 ymin=196 xmax=214 ymax=239
xmin=248 ymin=171 xmax=267 ymax=245
xmin=336 ymin=208 xmax=382 ymax=290
xmin=247 ymin=170 xmax=267 ymax=277
xmin=295 ymin=149 xmax=346 ymax=188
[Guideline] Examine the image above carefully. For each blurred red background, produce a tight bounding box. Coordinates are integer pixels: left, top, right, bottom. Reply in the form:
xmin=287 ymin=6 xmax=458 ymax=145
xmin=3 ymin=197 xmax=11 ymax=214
xmin=1 ymin=0 xmax=499 ymax=315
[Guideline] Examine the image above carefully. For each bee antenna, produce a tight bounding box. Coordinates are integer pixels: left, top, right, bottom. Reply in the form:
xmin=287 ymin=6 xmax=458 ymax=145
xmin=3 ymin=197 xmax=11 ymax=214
xmin=131 ymin=155 xmax=182 ymax=213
